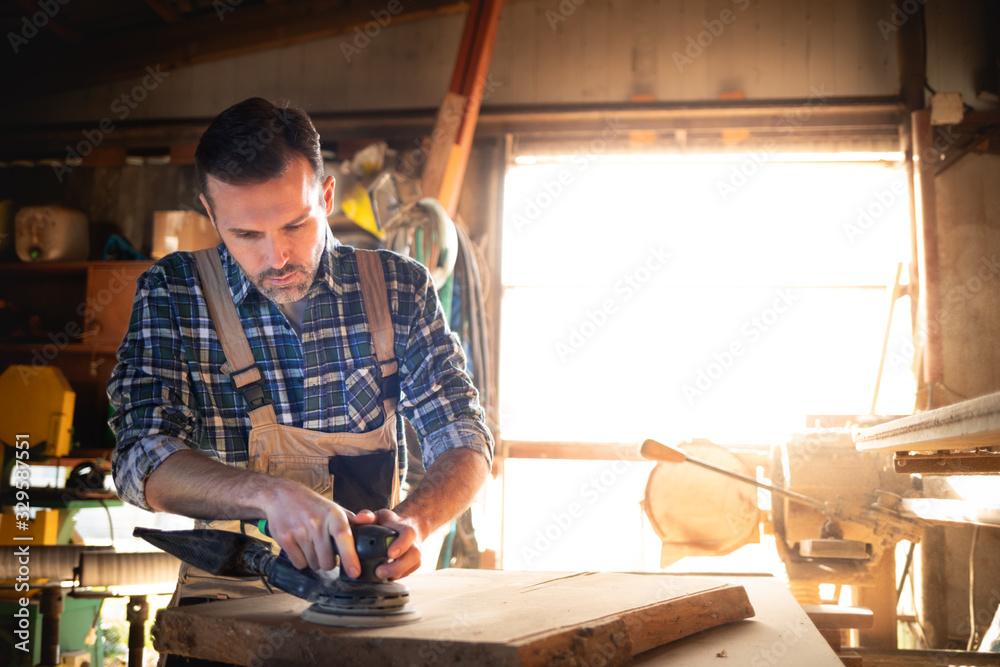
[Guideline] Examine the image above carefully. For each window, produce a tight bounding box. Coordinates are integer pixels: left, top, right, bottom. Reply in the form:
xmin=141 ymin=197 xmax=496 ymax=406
xmin=497 ymin=153 xmax=914 ymax=571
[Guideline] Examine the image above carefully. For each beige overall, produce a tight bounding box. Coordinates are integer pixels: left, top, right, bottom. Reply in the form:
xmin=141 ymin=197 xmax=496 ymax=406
xmin=169 ymin=248 xmax=401 ymax=602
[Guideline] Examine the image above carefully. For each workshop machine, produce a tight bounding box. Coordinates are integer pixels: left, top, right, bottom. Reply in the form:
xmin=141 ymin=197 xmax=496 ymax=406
xmin=135 ymin=522 xmax=422 ymax=628
xmin=641 ymin=434 xmax=923 ymax=595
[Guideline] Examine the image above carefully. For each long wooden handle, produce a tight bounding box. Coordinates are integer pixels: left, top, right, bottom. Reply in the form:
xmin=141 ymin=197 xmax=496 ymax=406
xmin=640 ymin=439 xmax=688 ymax=463
xmin=641 ymin=438 xmax=829 ymax=513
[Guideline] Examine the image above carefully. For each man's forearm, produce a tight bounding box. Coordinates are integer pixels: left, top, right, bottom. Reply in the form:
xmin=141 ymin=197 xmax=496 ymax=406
xmin=144 ymin=449 xmax=366 ymax=575
xmin=392 ymin=447 xmax=490 ymax=540
xmin=144 ymin=449 xmax=274 ymax=520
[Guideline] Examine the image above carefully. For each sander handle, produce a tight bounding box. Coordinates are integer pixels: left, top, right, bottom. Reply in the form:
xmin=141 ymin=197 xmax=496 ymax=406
xmin=249 ymin=519 xmax=399 ymax=583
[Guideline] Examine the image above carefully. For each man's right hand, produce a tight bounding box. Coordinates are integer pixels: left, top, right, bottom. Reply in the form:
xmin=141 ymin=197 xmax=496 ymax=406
xmin=145 ymin=449 xmax=368 ymax=577
xmin=260 ymin=477 xmax=373 ymax=576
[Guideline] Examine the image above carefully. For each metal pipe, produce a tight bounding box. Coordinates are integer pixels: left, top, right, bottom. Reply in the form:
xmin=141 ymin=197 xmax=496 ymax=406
xmin=127 ymin=595 xmax=149 ymax=667
xmin=912 ymin=109 xmax=944 ymax=406
xmin=39 ymin=587 xmax=64 ymax=667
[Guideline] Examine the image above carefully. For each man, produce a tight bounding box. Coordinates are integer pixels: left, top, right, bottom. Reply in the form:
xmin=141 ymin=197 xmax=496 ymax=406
xmin=109 ymin=97 xmax=493 ymax=591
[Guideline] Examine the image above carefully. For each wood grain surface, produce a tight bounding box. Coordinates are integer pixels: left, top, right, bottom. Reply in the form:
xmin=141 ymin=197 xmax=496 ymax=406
xmin=153 ymin=569 xmax=755 ymax=666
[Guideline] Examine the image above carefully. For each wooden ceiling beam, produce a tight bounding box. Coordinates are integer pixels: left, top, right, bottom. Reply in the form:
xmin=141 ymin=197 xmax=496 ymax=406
xmin=3 ymin=0 xmax=471 ymax=100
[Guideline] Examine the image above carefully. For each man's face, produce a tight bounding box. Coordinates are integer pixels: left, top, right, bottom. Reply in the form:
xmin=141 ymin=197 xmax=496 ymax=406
xmin=201 ymin=158 xmax=335 ymax=303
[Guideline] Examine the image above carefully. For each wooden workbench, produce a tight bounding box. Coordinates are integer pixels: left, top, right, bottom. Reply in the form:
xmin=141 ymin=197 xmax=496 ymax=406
xmin=153 ymin=570 xmax=760 ymax=666
xmin=632 ymin=574 xmax=842 ymax=665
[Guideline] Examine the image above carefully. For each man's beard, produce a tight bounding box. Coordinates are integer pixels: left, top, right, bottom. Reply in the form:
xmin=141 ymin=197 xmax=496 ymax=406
xmin=244 ymin=243 xmax=323 ymax=303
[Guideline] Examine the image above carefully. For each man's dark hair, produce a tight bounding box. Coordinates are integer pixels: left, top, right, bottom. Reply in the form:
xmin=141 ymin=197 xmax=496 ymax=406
xmin=195 ymin=97 xmax=323 ymax=209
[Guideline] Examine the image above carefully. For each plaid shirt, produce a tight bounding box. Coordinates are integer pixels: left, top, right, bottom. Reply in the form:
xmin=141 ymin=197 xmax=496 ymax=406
xmin=109 ymin=229 xmax=492 ymax=511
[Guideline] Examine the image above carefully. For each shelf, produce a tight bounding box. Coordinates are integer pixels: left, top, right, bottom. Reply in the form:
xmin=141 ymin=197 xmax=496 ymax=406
xmin=0 ymin=260 xmax=151 ymax=275
xmin=0 ymin=488 xmax=121 ymax=510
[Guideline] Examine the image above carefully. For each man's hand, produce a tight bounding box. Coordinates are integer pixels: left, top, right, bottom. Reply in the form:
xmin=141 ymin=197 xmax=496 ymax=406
xmin=144 ymin=449 xmax=371 ymax=576
xmin=365 ymin=447 xmax=490 ymax=581
xmin=261 ymin=478 xmax=377 ymax=576
xmin=363 ymin=508 xmax=423 ymax=580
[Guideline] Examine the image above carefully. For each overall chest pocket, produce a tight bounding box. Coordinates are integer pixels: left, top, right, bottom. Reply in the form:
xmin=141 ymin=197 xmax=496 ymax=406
xmin=266 ymin=454 xmax=334 ymax=499
xmin=343 ymin=363 xmax=385 ymax=430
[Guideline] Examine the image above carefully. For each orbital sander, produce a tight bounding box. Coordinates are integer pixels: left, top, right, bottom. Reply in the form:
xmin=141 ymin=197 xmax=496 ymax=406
xmin=135 ymin=522 xmax=421 ymax=628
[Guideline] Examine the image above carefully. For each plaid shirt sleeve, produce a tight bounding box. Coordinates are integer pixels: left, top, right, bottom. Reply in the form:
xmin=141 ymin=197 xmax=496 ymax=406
xmin=389 ymin=254 xmax=494 ymax=470
xmin=108 ymin=265 xmax=201 ymax=511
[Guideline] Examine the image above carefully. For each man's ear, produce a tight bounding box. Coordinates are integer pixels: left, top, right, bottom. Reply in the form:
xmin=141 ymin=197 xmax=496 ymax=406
xmin=322 ymin=175 xmax=336 ymax=216
xmin=199 ymin=194 xmax=217 ymax=228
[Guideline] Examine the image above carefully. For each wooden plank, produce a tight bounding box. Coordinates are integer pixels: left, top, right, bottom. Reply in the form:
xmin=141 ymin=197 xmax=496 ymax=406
xmin=854 ymin=390 xmax=1000 ymax=452
xmin=153 ymin=570 xmax=754 ymax=666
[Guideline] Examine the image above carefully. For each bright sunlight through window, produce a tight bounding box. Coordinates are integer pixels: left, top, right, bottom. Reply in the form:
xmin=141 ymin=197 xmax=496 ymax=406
xmin=499 ymin=154 xmax=915 ymax=447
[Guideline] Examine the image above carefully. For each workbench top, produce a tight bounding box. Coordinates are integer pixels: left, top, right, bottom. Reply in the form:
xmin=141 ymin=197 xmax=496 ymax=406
xmin=153 ymin=569 xmax=764 ymax=666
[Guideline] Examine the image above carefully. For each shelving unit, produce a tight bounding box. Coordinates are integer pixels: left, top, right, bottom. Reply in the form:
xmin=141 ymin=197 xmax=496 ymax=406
xmin=0 ymin=260 xmax=152 ymax=458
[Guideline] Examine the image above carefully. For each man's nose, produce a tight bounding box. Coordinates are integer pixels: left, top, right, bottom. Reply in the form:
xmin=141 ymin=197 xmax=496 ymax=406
xmin=266 ymin=236 xmax=290 ymax=268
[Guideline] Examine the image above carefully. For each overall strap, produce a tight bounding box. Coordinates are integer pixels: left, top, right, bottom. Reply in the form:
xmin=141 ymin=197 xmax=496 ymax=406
xmin=193 ymin=248 xmax=278 ymax=427
xmin=354 ymin=250 xmax=400 ymax=407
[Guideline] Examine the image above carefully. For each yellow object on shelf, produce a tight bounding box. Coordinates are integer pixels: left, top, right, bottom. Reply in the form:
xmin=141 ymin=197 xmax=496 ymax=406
xmin=0 ymin=365 xmax=75 ymax=457
xmin=340 ymin=182 xmax=385 ymax=240
xmin=0 ymin=509 xmax=61 ymax=545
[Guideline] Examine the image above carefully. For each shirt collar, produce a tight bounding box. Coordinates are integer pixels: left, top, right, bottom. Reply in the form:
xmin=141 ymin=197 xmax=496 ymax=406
xmin=218 ymin=225 xmax=343 ymax=306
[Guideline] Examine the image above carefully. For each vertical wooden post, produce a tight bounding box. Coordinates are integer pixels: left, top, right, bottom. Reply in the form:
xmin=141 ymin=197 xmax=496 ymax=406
xmin=421 ymin=0 xmax=505 ymax=219
xmin=858 ymin=551 xmax=898 ymax=649
xmin=919 ymin=526 xmax=949 ymax=648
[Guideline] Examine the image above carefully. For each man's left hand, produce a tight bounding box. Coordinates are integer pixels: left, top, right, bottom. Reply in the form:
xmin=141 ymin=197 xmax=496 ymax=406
xmin=358 ymin=508 xmax=423 ymax=580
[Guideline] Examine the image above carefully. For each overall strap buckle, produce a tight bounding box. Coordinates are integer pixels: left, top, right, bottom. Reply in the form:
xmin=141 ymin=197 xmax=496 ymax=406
xmin=230 ymin=363 xmax=274 ymax=416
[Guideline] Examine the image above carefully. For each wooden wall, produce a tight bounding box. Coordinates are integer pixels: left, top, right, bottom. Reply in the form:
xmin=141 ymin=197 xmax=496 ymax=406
xmin=0 ymin=0 xmax=912 ymax=125
xmin=935 ymin=153 xmax=1000 ymax=402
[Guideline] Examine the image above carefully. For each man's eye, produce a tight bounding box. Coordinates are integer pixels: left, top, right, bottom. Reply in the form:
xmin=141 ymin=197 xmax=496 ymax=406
xmin=234 ymin=232 xmax=259 ymax=240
